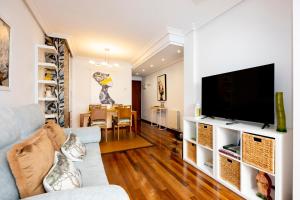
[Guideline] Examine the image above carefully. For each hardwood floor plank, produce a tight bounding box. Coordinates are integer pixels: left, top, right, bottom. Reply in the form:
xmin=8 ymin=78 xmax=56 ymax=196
xmin=102 ymin=122 xmax=244 ymax=200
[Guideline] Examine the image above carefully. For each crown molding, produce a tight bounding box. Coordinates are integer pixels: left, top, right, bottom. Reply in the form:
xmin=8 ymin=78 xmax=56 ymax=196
xmin=132 ymin=26 xmax=184 ymax=69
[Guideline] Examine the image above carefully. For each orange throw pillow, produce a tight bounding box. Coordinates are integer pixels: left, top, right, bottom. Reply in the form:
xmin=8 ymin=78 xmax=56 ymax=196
xmin=7 ymin=128 xmax=54 ymax=199
xmin=44 ymin=120 xmax=66 ymax=151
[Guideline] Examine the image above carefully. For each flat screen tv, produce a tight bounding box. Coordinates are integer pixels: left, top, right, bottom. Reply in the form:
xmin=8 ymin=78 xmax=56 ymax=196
xmin=202 ymin=64 xmax=274 ymax=125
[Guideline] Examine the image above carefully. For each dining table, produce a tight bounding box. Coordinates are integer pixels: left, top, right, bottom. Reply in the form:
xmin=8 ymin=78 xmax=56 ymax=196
xmin=80 ymin=108 xmax=138 ymax=133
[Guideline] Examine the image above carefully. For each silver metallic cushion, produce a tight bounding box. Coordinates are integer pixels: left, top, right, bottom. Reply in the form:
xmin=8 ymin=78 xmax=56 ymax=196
xmin=43 ymin=152 xmax=82 ymax=192
xmin=61 ymin=133 xmax=86 ymax=161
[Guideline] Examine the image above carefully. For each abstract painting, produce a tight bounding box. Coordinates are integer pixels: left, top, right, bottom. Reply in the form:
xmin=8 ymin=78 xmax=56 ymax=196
xmin=93 ymin=72 xmax=115 ymax=104
xmin=0 ymin=18 xmax=10 ymax=90
xmin=157 ymin=74 xmax=167 ymax=101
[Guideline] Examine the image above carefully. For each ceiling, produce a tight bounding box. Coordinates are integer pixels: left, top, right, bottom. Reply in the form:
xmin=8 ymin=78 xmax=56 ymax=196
xmin=24 ymin=0 xmax=242 ymax=63
xmin=133 ymin=44 xmax=183 ymax=76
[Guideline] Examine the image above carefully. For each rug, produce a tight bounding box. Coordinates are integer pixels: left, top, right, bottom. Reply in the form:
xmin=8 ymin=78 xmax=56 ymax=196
xmin=100 ymin=135 xmax=153 ymax=154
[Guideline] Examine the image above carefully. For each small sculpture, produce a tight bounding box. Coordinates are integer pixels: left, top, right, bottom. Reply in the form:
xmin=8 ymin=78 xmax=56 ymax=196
xmin=256 ymin=171 xmax=272 ymax=200
xmin=45 ymin=86 xmax=53 ymax=98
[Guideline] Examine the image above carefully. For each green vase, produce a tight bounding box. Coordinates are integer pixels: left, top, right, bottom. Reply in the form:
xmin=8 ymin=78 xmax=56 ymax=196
xmin=276 ymin=92 xmax=287 ymax=132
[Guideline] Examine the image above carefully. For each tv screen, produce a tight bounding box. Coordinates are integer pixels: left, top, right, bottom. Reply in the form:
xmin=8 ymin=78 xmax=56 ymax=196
xmin=202 ymin=64 xmax=274 ymax=124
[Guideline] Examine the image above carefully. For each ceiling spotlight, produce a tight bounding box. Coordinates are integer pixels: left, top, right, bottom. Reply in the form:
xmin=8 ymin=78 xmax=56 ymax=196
xmin=142 ymin=69 xmax=145 ymax=72
xmin=150 ymin=64 xmax=154 ymax=68
xmin=161 ymin=58 xmax=165 ymax=62
xmin=177 ymin=49 xmax=182 ymax=54
xmin=89 ymin=60 xmax=95 ymax=65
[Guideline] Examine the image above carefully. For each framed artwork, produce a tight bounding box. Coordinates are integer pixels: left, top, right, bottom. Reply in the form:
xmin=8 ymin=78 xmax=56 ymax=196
xmin=0 ymin=17 xmax=10 ymax=90
xmin=157 ymin=74 xmax=167 ymax=101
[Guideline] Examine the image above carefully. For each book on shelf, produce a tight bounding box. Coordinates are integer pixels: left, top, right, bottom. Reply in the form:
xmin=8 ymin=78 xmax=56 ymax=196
xmin=219 ymin=148 xmax=240 ymax=160
xmin=223 ymin=144 xmax=240 ymax=154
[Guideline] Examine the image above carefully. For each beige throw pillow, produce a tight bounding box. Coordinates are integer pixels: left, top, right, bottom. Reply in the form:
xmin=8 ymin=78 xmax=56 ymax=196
xmin=7 ymin=128 xmax=54 ymax=198
xmin=44 ymin=120 xmax=67 ymax=151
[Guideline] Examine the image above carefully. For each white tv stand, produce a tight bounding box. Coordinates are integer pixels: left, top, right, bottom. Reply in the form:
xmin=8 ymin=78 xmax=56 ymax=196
xmin=183 ymin=116 xmax=292 ymax=200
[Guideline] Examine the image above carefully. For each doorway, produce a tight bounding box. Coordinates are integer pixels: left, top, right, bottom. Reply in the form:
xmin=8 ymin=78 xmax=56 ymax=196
xmin=132 ymin=80 xmax=141 ymax=132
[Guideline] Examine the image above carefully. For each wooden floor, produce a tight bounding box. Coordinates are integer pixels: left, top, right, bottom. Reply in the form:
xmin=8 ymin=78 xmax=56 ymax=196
xmin=102 ymin=122 xmax=243 ymax=200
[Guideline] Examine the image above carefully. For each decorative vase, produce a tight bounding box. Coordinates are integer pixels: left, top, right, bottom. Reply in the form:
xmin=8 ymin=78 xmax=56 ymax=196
xmin=195 ymin=104 xmax=201 ymax=117
xmin=276 ymin=92 xmax=287 ymax=132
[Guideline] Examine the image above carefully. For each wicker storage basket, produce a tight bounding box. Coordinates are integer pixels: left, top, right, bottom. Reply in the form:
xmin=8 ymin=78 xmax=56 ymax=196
xmin=242 ymin=133 xmax=275 ymax=174
xmin=187 ymin=142 xmax=196 ymax=163
xmin=220 ymin=155 xmax=240 ymax=189
xmin=198 ymin=123 xmax=213 ymax=149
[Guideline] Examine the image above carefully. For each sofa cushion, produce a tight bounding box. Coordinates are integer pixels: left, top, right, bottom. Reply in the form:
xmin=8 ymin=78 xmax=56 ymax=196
xmin=0 ymin=144 xmax=19 ymax=200
xmin=64 ymin=126 xmax=101 ymax=144
xmin=7 ymin=128 xmax=54 ymax=198
xmin=0 ymin=107 xmax=20 ymax=149
xmin=44 ymin=120 xmax=67 ymax=151
xmin=43 ymin=152 xmax=82 ymax=192
xmin=13 ymin=104 xmax=45 ymax=139
xmin=61 ymin=133 xmax=86 ymax=161
xmin=74 ymin=143 xmax=109 ymax=186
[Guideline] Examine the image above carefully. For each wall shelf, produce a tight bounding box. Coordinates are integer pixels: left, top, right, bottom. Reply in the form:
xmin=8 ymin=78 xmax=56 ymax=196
xmin=38 ymin=80 xmax=57 ymax=85
xmin=38 ymin=97 xmax=58 ymax=102
xmin=45 ymin=113 xmax=58 ymax=119
xmin=183 ymin=116 xmax=292 ymax=200
xmin=35 ymin=44 xmax=59 ymax=122
xmin=38 ymin=62 xmax=58 ymax=70
xmin=36 ymin=44 xmax=58 ymax=54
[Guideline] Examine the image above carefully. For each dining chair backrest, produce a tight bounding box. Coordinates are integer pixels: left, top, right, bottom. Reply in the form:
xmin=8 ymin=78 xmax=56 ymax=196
xmin=90 ymin=107 xmax=107 ymax=121
xmin=118 ymin=107 xmax=131 ymax=119
xmin=113 ymin=104 xmax=123 ymax=107
xmin=89 ymin=104 xmax=101 ymax=112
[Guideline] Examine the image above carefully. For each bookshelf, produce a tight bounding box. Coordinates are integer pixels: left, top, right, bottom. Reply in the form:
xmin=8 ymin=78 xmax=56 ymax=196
xmin=34 ymin=44 xmax=58 ymax=121
xmin=183 ymin=116 xmax=292 ymax=200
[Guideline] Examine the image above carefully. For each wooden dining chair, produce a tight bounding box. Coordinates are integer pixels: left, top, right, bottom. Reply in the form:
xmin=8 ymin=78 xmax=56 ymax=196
xmin=90 ymin=107 xmax=108 ymax=142
xmin=89 ymin=104 xmax=101 ymax=112
xmin=113 ymin=106 xmax=132 ymax=140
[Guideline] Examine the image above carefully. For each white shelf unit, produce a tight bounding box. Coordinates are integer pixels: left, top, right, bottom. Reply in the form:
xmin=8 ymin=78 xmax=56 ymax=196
xmin=38 ymin=97 xmax=58 ymax=102
xmin=35 ymin=44 xmax=58 ymax=121
xmin=183 ymin=116 xmax=292 ymax=200
xmin=45 ymin=113 xmax=58 ymax=119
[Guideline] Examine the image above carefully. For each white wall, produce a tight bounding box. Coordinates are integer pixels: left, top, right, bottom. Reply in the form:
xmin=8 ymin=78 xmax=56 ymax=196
xmin=0 ymin=0 xmax=44 ymax=106
xmin=185 ymin=0 xmax=293 ymax=127
xmin=71 ymin=56 xmax=132 ymax=127
xmin=141 ymin=61 xmax=184 ymax=130
xmin=293 ymin=0 xmax=300 ymax=198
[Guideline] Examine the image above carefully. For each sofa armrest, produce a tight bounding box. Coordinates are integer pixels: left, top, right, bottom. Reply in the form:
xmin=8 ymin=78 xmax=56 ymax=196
xmin=23 ymin=185 xmax=129 ymax=200
xmin=64 ymin=126 xmax=101 ymax=144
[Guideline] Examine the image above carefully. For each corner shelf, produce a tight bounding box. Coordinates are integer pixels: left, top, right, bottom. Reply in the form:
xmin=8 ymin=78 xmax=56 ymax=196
xmin=35 ymin=44 xmax=59 ymax=122
xmin=38 ymin=80 xmax=57 ymax=85
xmin=38 ymin=97 xmax=58 ymax=102
xmin=183 ymin=116 xmax=292 ymax=200
xmin=38 ymin=62 xmax=58 ymax=70
xmin=45 ymin=113 xmax=58 ymax=119
xmin=36 ymin=44 xmax=58 ymax=54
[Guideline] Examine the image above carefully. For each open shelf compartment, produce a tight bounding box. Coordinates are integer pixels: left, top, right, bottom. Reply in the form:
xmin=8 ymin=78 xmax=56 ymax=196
xmin=197 ymin=145 xmax=213 ymax=176
xmin=241 ymin=163 xmax=275 ymax=200
xmin=216 ymin=127 xmax=241 ymax=160
xmin=184 ymin=120 xmax=197 ymax=143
